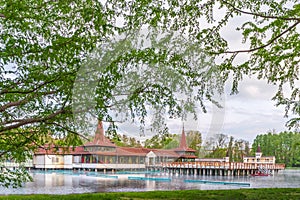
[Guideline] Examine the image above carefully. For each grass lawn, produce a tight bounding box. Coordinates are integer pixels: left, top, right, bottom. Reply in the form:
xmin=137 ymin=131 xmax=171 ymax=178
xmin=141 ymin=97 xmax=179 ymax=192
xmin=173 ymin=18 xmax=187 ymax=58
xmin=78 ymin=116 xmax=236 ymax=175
xmin=1 ymin=188 xmax=300 ymax=200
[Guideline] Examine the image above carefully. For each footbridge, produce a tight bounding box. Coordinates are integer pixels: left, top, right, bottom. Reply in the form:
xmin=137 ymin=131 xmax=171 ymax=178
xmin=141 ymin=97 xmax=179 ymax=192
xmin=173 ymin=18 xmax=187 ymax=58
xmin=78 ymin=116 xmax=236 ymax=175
xmin=148 ymin=161 xmax=285 ymax=176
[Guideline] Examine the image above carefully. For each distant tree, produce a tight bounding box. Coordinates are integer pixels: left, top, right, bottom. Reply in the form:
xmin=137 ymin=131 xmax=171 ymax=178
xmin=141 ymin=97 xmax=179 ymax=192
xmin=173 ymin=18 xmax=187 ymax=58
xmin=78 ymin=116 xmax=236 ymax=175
xmin=228 ymin=136 xmax=234 ymax=162
xmin=204 ymin=134 xmax=250 ymax=160
xmin=144 ymin=133 xmax=179 ymax=149
xmin=232 ymin=139 xmax=249 ymax=162
xmin=204 ymin=134 xmax=228 ymax=158
xmin=244 ymin=141 xmax=251 ymax=157
xmin=144 ymin=131 xmax=202 ymax=151
xmin=107 ymin=132 xmax=141 ymax=148
xmin=252 ymin=131 xmax=300 ymax=166
xmin=186 ymin=131 xmax=202 ymax=156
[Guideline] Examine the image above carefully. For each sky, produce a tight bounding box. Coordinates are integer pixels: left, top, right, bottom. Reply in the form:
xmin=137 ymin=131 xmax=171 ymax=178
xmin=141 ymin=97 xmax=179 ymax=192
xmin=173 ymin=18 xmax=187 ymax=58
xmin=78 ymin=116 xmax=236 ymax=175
xmin=100 ymin=36 xmax=294 ymax=145
xmin=90 ymin=4 xmax=299 ymax=146
xmin=110 ymin=76 xmax=292 ymax=145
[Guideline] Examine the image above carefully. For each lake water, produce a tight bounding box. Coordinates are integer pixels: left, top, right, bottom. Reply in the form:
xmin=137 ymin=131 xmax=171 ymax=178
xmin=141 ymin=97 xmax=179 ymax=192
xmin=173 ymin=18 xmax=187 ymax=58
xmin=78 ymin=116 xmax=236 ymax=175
xmin=1 ymin=169 xmax=300 ymax=194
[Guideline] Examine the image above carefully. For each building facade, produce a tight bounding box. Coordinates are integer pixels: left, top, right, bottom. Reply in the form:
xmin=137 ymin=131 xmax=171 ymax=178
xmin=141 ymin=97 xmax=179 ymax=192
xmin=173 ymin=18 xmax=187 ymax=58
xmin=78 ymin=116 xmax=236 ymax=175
xmin=33 ymin=121 xmax=197 ymax=170
xmin=243 ymin=146 xmax=275 ymax=164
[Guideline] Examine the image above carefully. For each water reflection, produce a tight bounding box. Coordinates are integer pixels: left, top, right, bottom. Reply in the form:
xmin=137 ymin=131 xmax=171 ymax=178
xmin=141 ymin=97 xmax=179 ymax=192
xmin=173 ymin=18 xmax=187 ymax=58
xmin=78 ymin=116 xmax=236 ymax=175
xmin=1 ymin=170 xmax=299 ymax=194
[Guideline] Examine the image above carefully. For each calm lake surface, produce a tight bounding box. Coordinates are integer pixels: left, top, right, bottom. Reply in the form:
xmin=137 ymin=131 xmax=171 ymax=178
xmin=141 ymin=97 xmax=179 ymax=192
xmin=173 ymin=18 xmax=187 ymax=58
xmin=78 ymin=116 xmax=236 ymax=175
xmin=1 ymin=169 xmax=300 ymax=194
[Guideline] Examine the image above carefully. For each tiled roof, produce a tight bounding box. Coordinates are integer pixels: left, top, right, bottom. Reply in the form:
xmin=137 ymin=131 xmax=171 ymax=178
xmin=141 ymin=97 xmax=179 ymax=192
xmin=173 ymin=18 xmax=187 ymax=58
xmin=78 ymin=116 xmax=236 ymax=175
xmin=116 ymin=147 xmax=149 ymax=156
xmin=179 ymin=125 xmax=187 ymax=149
xmin=178 ymin=154 xmax=198 ymax=159
xmin=34 ymin=123 xmax=198 ymax=159
xmin=257 ymin=145 xmax=261 ymax=153
xmin=84 ymin=120 xmax=116 ymax=147
xmin=34 ymin=145 xmax=76 ymax=155
xmin=150 ymin=149 xmax=180 ymax=157
xmin=45 ymin=146 xmax=149 ymax=156
xmin=173 ymin=126 xmax=196 ymax=152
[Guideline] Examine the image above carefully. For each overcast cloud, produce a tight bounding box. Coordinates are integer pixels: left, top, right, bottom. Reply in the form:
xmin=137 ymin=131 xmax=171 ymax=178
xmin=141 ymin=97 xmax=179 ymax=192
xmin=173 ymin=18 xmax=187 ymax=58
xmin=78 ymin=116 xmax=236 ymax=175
xmin=98 ymin=10 xmax=297 ymax=145
xmin=106 ymin=76 xmax=293 ymax=145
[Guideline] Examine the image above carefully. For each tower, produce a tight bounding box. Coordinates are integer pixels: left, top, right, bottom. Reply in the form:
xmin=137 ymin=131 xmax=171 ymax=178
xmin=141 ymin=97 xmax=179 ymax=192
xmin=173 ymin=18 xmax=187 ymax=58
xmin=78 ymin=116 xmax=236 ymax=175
xmin=255 ymin=145 xmax=262 ymax=159
xmin=179 ymin=124 xmax=187 ymax=150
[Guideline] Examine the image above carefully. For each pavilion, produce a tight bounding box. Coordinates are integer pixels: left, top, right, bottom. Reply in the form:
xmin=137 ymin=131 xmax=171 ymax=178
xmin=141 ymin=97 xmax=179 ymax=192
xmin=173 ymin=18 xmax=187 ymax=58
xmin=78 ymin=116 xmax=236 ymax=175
xmin=33 ymin=121 xmax=197 ymax=170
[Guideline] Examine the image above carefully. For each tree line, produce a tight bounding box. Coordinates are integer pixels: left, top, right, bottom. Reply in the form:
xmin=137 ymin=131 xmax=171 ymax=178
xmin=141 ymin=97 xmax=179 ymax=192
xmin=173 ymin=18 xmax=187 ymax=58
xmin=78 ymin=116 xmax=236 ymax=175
xmin=133 ymin=130 xmax=300 ymax=166
xmin=252 ymin=131 xmax=300 ymax=167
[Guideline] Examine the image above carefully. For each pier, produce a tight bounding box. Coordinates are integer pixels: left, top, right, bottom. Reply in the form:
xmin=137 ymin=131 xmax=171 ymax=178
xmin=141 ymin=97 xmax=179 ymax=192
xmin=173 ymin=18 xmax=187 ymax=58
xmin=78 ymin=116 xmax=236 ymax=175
xmin=148 ymin=161 xmax=285 ymax=176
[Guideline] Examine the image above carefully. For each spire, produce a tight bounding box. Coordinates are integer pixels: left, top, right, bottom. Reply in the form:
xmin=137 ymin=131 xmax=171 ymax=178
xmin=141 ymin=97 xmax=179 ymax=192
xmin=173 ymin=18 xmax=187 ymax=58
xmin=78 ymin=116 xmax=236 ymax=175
xmin=84 ymin=120 xmax=115 ymax=147
xmin=255 ymin=144 xmax=262 ymax=158
xmin=179 ymin=123 xmax=187 ymax=150
xmin=257 ymin=145 xmax=261 ymax=153
xmin=93 ymin=120 xmax=105 ymax=143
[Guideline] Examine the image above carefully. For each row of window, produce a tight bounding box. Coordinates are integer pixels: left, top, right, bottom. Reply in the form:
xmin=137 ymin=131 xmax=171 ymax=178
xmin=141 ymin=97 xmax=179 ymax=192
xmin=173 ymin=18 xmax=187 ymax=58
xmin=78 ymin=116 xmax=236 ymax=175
xmin=84 ymin=146 xmax=116 ymax=152
xmin=244 ymin=158 xmax=273 ymax=163
xmin=73 ymin=155 xmax=145 ymax=164
xmin=51 ymin=156 xmax=193 ymax=164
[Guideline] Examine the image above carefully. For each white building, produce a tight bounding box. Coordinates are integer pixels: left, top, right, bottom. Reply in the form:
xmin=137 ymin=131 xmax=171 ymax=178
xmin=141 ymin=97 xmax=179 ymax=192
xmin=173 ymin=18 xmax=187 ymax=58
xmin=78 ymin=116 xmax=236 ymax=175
xmin=243 ymin=146 xmax=275 ymax=164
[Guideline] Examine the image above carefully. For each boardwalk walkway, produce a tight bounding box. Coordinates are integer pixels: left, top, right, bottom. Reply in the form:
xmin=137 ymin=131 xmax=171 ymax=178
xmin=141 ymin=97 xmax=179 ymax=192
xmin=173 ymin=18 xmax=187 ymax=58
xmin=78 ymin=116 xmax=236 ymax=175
xmin=148 ymin=161 xmax=285 ymax=176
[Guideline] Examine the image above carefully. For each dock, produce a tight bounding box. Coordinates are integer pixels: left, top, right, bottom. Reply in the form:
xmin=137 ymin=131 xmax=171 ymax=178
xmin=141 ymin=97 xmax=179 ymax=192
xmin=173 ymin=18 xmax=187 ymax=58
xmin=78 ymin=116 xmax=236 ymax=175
xmin=148 ymin=161 xmax=285 ymax=176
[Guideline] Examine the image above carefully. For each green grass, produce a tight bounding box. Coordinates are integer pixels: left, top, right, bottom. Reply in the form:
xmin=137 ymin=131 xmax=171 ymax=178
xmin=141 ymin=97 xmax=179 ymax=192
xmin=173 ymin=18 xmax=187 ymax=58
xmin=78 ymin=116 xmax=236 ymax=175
xmin=285 ymin=167 xmax=300 ymax=170
xmin=1 ymin=188 xmax=300 ymax=200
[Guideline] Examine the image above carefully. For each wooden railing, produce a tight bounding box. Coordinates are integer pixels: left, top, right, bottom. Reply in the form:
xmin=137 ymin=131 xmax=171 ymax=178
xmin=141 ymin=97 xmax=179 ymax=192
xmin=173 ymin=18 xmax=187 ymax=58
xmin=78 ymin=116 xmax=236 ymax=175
xmin=162 ymin=161 xmax=285 ymax=170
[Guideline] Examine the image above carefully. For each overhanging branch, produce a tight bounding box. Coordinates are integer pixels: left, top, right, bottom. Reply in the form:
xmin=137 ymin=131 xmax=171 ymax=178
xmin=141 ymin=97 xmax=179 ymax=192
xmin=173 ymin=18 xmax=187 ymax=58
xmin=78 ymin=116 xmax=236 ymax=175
xmin=222 ymin=21 xmax=300 ymax=54
xmin=44 ymin=121 xmax=89 ymax=140
xmin=221 ymin=0 xmax=300 ymax=21
xmin=0 ymin=109 xmax=68 ymax=132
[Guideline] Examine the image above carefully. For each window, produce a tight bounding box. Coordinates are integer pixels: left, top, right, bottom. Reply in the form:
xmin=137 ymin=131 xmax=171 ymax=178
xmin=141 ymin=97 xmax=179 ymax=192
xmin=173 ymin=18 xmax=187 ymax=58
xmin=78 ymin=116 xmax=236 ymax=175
xmin=140 ymin=157 xmax=145 ymax=164
xmin=52 ymin=157 xmax=59 ymax=163
xmin=73 ymin=156 xmax=80 ymax=163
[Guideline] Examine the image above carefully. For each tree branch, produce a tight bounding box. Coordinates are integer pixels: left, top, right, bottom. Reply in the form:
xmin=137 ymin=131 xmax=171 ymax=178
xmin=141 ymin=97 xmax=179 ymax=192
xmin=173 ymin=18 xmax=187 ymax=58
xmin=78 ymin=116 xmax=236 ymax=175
xmin=0 ymin=108 xmax=68 ymax=132
xmin=0 ymin=90 xmax=59 ymax=113
xmin=0 ymin=76 xmax=61 ymax=95
xmin=221 ymin=0 xmax=300 ymax=21
xmin=44 ymin=121 xmax=89 ymax=141
xmin=223 ymin=21 xmax=300 ymax=54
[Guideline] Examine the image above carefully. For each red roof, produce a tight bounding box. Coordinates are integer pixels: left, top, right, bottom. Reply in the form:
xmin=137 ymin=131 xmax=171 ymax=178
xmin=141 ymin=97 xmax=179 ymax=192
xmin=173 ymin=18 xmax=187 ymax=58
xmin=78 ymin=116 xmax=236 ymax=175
xmin=84 ymin=120 xmax=116 ymax=147
xmin=49 ymin=145 xmax=149 ymax=156
xmin=150 ymin=149 xmax=180 ymax=157
xmin=34 ymin=145 xmax=77 ymax=155
xmin=178 ymin=154 xmax=198 ymax=159
xmin=179 ymin=125 xmax=187 ymax=149
xmin=173 ymin=126 xmax=196 ymax=152
xmin=257 ymin=145 xmax=261 ymax=153
xmin=34 ymin=123 xmax=198 ymax=159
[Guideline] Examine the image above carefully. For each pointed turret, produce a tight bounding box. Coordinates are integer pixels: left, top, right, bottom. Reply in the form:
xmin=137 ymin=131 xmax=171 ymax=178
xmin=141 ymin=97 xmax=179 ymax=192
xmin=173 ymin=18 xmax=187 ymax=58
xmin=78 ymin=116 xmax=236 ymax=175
xmin=174 ymin=124 xmax=196 ymax=153
xmin=255 ymin=145 xmax=262 ymax=159
xmin=179 ymin=124 xmax=187 ymax=150
xmin=173 ymin=124 xmax=197 ymax=161
xmin=93 ymin=120 xmax=105 ymax=143
xmin=85 ymin=120 xmax=115 ymax=147
xmin=257 ymin=145 xmax=261 ymax=153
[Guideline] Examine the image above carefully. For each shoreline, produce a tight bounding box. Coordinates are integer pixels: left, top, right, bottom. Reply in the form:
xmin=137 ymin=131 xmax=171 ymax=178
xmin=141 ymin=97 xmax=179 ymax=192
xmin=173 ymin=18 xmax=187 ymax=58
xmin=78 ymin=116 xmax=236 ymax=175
xmin=1 ymin=188 xmax=300 ymax=199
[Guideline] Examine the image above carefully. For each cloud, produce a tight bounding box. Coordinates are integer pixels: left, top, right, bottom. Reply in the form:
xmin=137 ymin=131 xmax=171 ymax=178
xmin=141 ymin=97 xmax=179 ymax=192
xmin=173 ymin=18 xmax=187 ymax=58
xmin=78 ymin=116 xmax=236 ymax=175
xmin=110 ymin=76 xmax=290 ymax=145
xmin=226 ymin=77 xmax=278 ymax=101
